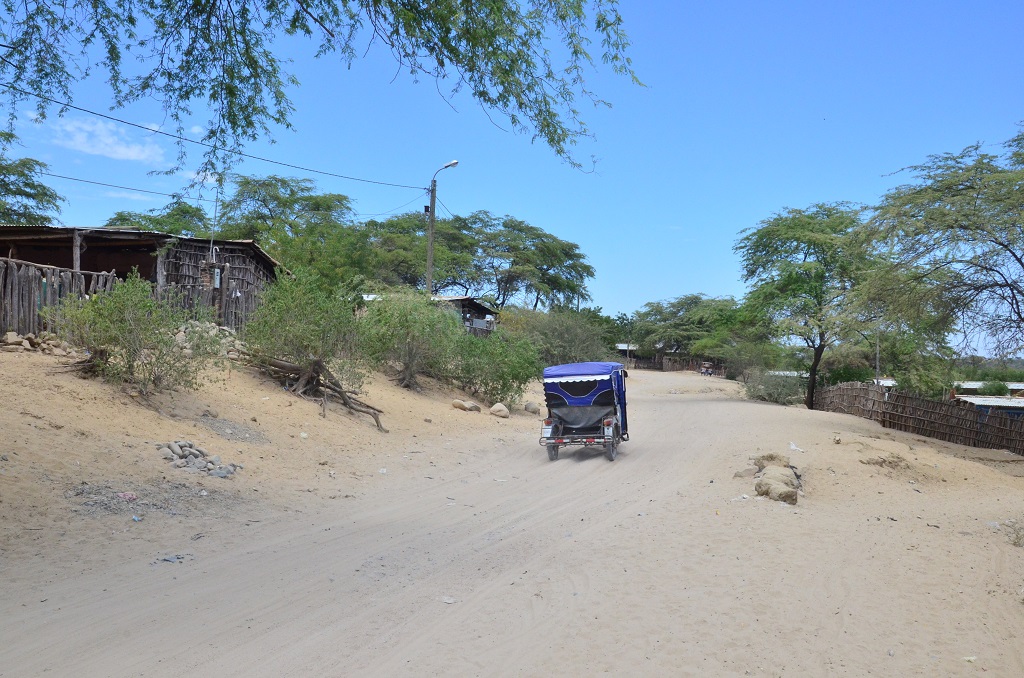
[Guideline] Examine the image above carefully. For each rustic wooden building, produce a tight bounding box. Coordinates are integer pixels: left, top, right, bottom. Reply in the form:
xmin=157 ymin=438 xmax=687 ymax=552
xmin=0 ymin=225 xmax=279 ymax=334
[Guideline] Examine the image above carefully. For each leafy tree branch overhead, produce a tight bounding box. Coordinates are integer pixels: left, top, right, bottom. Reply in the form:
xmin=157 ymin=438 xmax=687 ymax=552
xmin=0 ymin=0 xmax=640 ymax=174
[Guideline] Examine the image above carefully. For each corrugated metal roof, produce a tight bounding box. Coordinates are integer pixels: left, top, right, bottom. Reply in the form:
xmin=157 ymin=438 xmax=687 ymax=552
xmin=954 ymin=381 xmax=1024 ymax=391
xmin=0 ymin=224 xmax=282 ymax=272
xmin=956 ymin=396 xmax=1024 ymax=408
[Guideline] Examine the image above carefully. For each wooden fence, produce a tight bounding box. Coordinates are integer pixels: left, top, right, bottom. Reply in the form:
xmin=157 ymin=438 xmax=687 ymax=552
xmin=815 ymin=382 xmax=1024 ymax=456
xmin=0 ymin=257 xmax=117 ymax=336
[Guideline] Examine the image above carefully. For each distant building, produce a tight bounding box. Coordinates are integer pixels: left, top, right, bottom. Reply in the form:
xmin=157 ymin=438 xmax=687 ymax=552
xmin=954 ymin=395 xmax=1024 ymax=420
xmin=361 ymin=293 xmax=498 ymax=336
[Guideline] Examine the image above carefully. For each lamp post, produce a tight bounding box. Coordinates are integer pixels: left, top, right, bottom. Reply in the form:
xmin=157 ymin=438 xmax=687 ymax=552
xmin=426 ymin=159 xmax=459 ymax=294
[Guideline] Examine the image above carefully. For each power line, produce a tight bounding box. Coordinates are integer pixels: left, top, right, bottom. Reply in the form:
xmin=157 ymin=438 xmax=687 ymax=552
xmin=39 ymin=171 xmax=218 ymax=203
xmin=2 ymin=82 xmax=425 ymax=190
xmin=353 ymin=190 xmax=429 ymax=219
xmin=436 ymin=197 xmax=457 ymax=218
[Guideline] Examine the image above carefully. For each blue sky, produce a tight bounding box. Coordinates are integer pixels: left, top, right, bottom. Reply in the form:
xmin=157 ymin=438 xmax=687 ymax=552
xmin=7 ymin=0 xmax=1024 ymax=317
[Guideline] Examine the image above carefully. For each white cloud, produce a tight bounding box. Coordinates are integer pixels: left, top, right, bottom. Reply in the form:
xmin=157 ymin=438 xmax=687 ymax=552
xmin=51 ymin=118 xmax=165 ymax=164
xmin=189 ymin=125 xmax=205 ymax=136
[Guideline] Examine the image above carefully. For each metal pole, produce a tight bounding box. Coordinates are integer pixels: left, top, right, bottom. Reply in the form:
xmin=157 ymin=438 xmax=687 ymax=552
xmin=426 ymin=177 xmax=437 ymax=294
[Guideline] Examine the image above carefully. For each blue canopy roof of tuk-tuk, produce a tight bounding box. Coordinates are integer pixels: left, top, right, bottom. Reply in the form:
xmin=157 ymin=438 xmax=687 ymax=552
xmin=543 ymin=362 xmax=625 ymax=381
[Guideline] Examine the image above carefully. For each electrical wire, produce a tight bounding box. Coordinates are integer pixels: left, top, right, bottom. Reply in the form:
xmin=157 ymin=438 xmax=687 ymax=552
xmin=436 ymin=197 xmax=457 ymax=218
xmin=2 ymin=82 xmax=425 ymax=190
xmin=352 ymin=190 xmax=429 ymax=219
xmin=39 ymin=171 xmax=218 ymax=202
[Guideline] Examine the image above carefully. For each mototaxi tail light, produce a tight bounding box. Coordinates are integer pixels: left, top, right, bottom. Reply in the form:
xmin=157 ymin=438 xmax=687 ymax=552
xmin=543 ymin=419 xmax=552 ymax=426
xmin=603 ymin=419 xmax=613 ymax=427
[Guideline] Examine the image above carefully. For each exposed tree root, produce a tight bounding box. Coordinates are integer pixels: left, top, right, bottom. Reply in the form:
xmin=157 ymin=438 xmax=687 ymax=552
xmin=256 ymin=357 xmax=387 ymax=432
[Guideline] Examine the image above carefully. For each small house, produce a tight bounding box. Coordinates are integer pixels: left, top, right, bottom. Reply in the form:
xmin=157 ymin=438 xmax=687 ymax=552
xmin=0 ymin=225 xmax=279 ymax=334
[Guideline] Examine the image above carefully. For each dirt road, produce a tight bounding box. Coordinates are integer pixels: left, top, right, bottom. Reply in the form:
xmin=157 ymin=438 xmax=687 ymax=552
xmin=2 ymin=367 xmax=1023 ymax=676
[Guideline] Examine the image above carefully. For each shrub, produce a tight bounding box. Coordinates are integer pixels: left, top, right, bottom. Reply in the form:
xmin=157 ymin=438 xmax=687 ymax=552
xmin=43 ymin=270 xmax=219 ymax=393
xmin=361 ymin=288 xmax=465 ymax=388
xmin=454 ymin=328 xmax=541 ymax=405
xmin=244 ymin=269 xmax=366 ymax=392
xmin=742 ymin=368 xmax=806 ymax=405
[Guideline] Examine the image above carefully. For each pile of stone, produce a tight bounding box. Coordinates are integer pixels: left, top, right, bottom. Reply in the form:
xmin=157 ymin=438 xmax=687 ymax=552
xmin=156 ymin=440 xmax=242 ymax=479
xmin=749 ymin=453 xmax=801 ymax=505
xmin=2 ymin=330 xmax=78 ymax=357
xmin=173 ymin=321 xmax=247 ymax=360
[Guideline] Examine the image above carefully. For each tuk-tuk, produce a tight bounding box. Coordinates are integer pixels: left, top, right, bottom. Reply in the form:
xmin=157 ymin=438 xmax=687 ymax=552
xmin=539 ymin=362 xmax=629 ymax=461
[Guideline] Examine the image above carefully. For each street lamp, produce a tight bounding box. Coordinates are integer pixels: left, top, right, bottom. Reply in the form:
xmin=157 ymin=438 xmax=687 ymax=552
xmin=426 ymin=159 xmax=459 ymax=294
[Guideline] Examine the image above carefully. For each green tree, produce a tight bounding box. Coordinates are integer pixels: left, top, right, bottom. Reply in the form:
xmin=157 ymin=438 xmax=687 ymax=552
xmin=500 ymin=306 xmax=613 ymax=365
xmin=470 ymin=211 xmax=594 ymax=309
xmin=634 ymin=294 xmax=738 ymax=361
xmin=104 ymin=199 xmax=211 ymax=237
xmin=355 ymin=213 xmax=480 ymax=293
xmin=1 ymin=1 xmax=639 ymax=173
xmin=0 ymin=131 xmax=62 ymax=224
xmin=871 ymin=130 xmax=1024 ymax=353
xmin=217 ymin=175 xmax=360 ymax=284
xmin=735 ymin=203 xmax=872 ymax=409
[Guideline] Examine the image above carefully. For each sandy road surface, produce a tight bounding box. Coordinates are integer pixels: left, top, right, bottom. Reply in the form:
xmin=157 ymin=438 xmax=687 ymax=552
xmin=2 ymin=368 xmax=1023 ymax=676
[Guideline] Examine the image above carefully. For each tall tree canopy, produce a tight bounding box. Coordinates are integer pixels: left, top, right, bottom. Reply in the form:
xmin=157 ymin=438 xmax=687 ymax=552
xmin=735 ymin=203 xmax=872 ymax=409
xmin=1 ymin=1 xmax=639 ymax=173
xmin=104 ymin=199 xmax=211 ymax=238
xmin=0 ymin=131 xmax=62 ymax=224
xmin=469 ymin=210 xmax=594 ymax=309
xmin=634 ymin=294 xmax=738 ymax=359
xmin=217 ymin=174 xmax=357 ymax=282
xmin=871 ymin=131 xmax=1024 ymax=354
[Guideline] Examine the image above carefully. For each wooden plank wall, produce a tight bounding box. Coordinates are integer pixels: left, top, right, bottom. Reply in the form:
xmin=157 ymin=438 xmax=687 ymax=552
xmin=1 ymin=243 xmax=274 ymax=336
xmin=816 ymin=382 xmax=1024 ymax=456
xmin=0 ymin=257 xmax=116 ymax=336
xmin=158 ymin=241 xmax=273 ymax=330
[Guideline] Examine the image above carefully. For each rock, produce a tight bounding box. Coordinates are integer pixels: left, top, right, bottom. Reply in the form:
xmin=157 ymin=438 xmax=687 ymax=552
xmin=209 ymin=467 xmax=234 ymax=478
xmin=754 ymin=466 xmax=800 ymax=505
xmin=168 ymin=442 xmax=183 ymax=457
xmin=20 ymin=340 xmax=31 ymax=349
xmin=490 ymin=403 xmax=510 ymax=418
xmin=171 ymin=459 xmax=188 ymax=468
xmin=52 ymin=348 xmax=67 ymax=357
xmin=524 ymin=402 xmax=541 ymax=415
xmin=25 ymin=333 xmax=40 ymax=348
xmin=750 ymin=453 xmax=790 ymax=471
xmin=452 ymin=399 xmax=469 ymax=411
xmin=733 ymin=467 xmax=758 ymax=478
xmin=159 ymin=448 xmax=175 ymax=460
xmin=0 ymin=345 xmax=23 ymax=353
xmin=463 ymin=401 xmax=482 ymax=412
xmin=2 ymin=331 xmax=20 ymax=345
xmin=210 ymin=455 xmax=221 ymax=465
